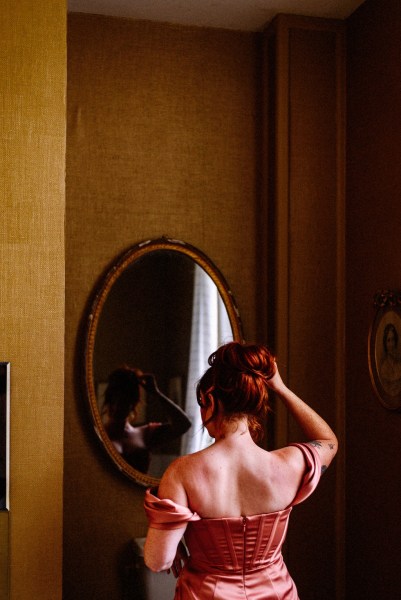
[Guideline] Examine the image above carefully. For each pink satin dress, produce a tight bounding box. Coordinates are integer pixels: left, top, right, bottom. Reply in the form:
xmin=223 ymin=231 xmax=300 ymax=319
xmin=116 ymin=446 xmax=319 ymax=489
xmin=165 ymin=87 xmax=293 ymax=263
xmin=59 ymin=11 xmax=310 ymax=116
xmin=144 ymin=443 xmax=321 ymax=600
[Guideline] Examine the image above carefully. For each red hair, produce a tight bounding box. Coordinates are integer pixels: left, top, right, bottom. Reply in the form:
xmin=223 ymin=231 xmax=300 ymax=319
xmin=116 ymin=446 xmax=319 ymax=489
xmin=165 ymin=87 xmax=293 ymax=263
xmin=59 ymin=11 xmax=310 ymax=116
xmin=196 ymin=341 xmax=276 ymax=441
xmin=103 ymin=366 xmax=141 ymax=420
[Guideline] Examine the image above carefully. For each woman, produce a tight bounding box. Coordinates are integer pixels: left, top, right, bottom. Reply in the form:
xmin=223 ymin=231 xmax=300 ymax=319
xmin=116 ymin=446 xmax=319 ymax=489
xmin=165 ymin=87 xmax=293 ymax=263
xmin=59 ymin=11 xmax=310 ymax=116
xmin=102 ymin=366 xmax=191 ymax=473
xmin=144 ymin=342 xmax=337 ymax=599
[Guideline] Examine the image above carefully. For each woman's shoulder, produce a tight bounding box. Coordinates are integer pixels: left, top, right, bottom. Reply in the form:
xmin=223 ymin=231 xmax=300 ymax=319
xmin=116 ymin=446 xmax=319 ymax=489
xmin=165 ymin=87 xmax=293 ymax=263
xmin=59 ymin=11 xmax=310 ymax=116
xmin=268 ymin=445 xmax=310 ymax=481
xmin=161 ymin=447 xmax=219 ymax=497
xmin=270 ymin=443 xmax=323 ymax=483
xmin=159 ymin=450 xmax=203 ymax=485
xmin=158 ymin=448 xmax=221 ymax=507
xmin=272 ymin=444 xmax=306 ymax=462
xmin=165 ymin=445 xmax=211 ymax=476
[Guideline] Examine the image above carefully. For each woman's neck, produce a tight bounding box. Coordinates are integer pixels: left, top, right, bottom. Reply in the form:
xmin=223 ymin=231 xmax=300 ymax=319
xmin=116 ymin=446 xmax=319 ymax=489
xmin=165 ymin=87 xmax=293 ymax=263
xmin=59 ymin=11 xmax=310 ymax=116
xmin=213 ymin=417 xmax=251 ymax=443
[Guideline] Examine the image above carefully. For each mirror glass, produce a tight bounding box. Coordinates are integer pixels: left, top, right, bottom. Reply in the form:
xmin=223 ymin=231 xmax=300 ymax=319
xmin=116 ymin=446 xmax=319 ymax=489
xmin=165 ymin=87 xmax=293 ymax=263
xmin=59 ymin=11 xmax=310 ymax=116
xmin=84 ymin=238 xmax=243 ymax=486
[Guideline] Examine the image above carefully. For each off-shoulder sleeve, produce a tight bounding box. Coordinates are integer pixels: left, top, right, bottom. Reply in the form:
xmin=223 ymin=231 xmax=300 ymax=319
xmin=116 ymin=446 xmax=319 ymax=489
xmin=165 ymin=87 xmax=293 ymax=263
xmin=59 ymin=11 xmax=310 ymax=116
xmin=289 ymin=443 xmax=322 ymax=506
xmin=144 ymin=487 xmax=201 ymax=530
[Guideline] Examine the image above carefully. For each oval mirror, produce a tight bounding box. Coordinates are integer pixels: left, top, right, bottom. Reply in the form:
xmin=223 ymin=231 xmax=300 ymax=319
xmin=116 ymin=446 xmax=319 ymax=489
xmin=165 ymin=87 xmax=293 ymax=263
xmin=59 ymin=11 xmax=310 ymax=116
xmin=84 ymin=238 xmax=243 ymax=487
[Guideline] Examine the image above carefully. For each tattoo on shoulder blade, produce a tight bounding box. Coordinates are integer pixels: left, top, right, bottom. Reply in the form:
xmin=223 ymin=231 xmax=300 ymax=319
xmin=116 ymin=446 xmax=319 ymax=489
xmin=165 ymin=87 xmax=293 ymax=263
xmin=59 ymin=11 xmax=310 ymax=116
xmin=307 ymin=440 xmax=322 ymax=448
xmin=328 ymin=443 xmax=335 ymax=450
xmin=321 ymin=465 xmax=328 ymax=474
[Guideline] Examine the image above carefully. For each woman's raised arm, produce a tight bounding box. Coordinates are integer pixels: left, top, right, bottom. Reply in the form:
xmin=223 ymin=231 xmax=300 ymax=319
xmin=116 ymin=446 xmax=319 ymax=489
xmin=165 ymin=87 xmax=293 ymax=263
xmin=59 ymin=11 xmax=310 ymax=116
xmin=267 ymin=365 xmax=338 ymax=470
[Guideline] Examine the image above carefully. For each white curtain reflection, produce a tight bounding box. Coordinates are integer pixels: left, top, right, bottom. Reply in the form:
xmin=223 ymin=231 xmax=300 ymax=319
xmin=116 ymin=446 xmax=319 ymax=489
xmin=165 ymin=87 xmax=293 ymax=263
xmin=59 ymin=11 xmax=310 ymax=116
xmin=181 ymin=265 xmax=233 ymax=455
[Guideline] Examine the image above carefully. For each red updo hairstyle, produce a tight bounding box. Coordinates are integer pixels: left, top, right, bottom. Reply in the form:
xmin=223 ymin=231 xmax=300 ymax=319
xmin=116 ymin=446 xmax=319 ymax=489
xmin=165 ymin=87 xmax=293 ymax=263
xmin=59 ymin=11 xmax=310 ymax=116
xmin=196 ymin=341 xmax=276 ymax=441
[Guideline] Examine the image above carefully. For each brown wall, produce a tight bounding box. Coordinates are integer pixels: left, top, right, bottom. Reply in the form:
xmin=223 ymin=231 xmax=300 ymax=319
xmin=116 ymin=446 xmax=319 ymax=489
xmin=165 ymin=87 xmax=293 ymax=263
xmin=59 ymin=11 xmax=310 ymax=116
xmin=263 ymin=16 xmax=345 ymax=599
xmin=346 ymin=1 xmax=401 ymax=598
xmin=0 ymin=1 xmax=66 ymax=599
xmin=65 ymin=14 xmax=262 ymax=600
xmin=64 ymin=2 xmax=401 ymax=599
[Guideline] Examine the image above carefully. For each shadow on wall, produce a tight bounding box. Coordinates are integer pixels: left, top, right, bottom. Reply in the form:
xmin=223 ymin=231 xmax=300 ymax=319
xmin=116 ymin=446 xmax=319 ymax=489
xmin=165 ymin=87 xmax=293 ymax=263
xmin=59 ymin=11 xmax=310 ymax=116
xmin=120 ymin=538 xmax=176 ymax=600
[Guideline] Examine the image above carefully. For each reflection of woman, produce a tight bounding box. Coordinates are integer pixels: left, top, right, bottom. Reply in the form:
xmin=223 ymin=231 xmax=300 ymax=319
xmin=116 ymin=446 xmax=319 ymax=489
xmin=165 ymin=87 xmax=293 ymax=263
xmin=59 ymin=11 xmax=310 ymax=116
xmin=379 ymin=323 xmax=401 ymax=397
xmin=144 ymin=342 xmax=337 ymax=599
xmin=102 ymin=367 xmax=191 ymax=473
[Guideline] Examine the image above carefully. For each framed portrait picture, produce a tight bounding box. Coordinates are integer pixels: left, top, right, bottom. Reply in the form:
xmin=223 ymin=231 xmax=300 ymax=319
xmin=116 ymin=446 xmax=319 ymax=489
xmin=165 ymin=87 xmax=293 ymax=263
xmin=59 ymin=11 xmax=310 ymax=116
xmin=368 ymin=291 xmax=401 ymax=410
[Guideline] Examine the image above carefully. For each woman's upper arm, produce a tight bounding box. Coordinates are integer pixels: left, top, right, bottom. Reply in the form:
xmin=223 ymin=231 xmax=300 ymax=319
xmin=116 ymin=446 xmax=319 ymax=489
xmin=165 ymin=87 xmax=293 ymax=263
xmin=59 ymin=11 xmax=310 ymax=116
xmin=279 ymin=437 xmax=337 ymax=480
xmin=158 ymin=456 xmax=189 ymax=505
xmin=144 ymin=526 xmax=187 ymax=572
xmin=284 ymin=438 xmax=337 ymax=475
xmin=144 ymin=458 xmax=189 ymax=572
xmin=306 ymin=438 xmax=338 ymax=473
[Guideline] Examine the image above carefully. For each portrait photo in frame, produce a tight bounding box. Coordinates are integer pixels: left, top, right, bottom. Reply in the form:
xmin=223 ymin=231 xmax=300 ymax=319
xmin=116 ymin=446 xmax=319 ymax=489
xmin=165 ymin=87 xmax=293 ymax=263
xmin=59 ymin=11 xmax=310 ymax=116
xmin=368 ymin=290 xmax=401 ymax=411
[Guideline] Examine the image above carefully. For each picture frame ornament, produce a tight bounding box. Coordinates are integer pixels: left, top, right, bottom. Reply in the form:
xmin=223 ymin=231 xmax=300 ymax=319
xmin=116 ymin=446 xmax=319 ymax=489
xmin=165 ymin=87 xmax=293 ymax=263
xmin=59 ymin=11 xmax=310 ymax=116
xmin=368 ymin=290 xmax=401 ymax=411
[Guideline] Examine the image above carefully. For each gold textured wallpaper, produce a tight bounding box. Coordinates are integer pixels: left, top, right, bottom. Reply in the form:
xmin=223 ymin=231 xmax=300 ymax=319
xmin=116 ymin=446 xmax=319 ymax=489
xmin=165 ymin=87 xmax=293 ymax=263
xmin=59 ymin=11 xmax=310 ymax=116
xmin=65 ymin=14 xmax=262 ymax=600
xmin=0 ymin=1 xmax=66 ymax=599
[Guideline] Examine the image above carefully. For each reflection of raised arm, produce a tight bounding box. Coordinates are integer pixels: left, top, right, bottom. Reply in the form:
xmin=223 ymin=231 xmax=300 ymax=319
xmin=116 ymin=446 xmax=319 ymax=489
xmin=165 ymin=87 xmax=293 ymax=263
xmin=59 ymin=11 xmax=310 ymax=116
xmin=267 ymin=365 xmax=338 ymax=470
xmin=140 ymin=374 xmax=191 ymax=448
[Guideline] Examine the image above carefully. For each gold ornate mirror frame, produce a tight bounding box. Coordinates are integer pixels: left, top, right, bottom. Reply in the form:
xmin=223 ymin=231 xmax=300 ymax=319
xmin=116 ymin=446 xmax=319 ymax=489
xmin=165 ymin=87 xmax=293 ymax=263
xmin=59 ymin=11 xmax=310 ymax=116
xmin=84 ymin=237 xmax=243 ymax=486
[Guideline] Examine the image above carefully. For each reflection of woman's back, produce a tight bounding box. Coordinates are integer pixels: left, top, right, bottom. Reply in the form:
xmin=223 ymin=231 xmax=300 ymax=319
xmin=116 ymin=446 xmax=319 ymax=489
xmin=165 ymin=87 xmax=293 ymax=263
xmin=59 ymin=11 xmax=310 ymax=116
xmin=102 ymin=367 xmax=191 ymax=473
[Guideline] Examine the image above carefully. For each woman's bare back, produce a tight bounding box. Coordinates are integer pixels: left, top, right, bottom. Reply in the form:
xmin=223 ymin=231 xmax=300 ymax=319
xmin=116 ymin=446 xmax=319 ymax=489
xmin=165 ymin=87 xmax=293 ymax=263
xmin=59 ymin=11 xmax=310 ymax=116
xmin=174 ymin=433 xmax=306 ymax=519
